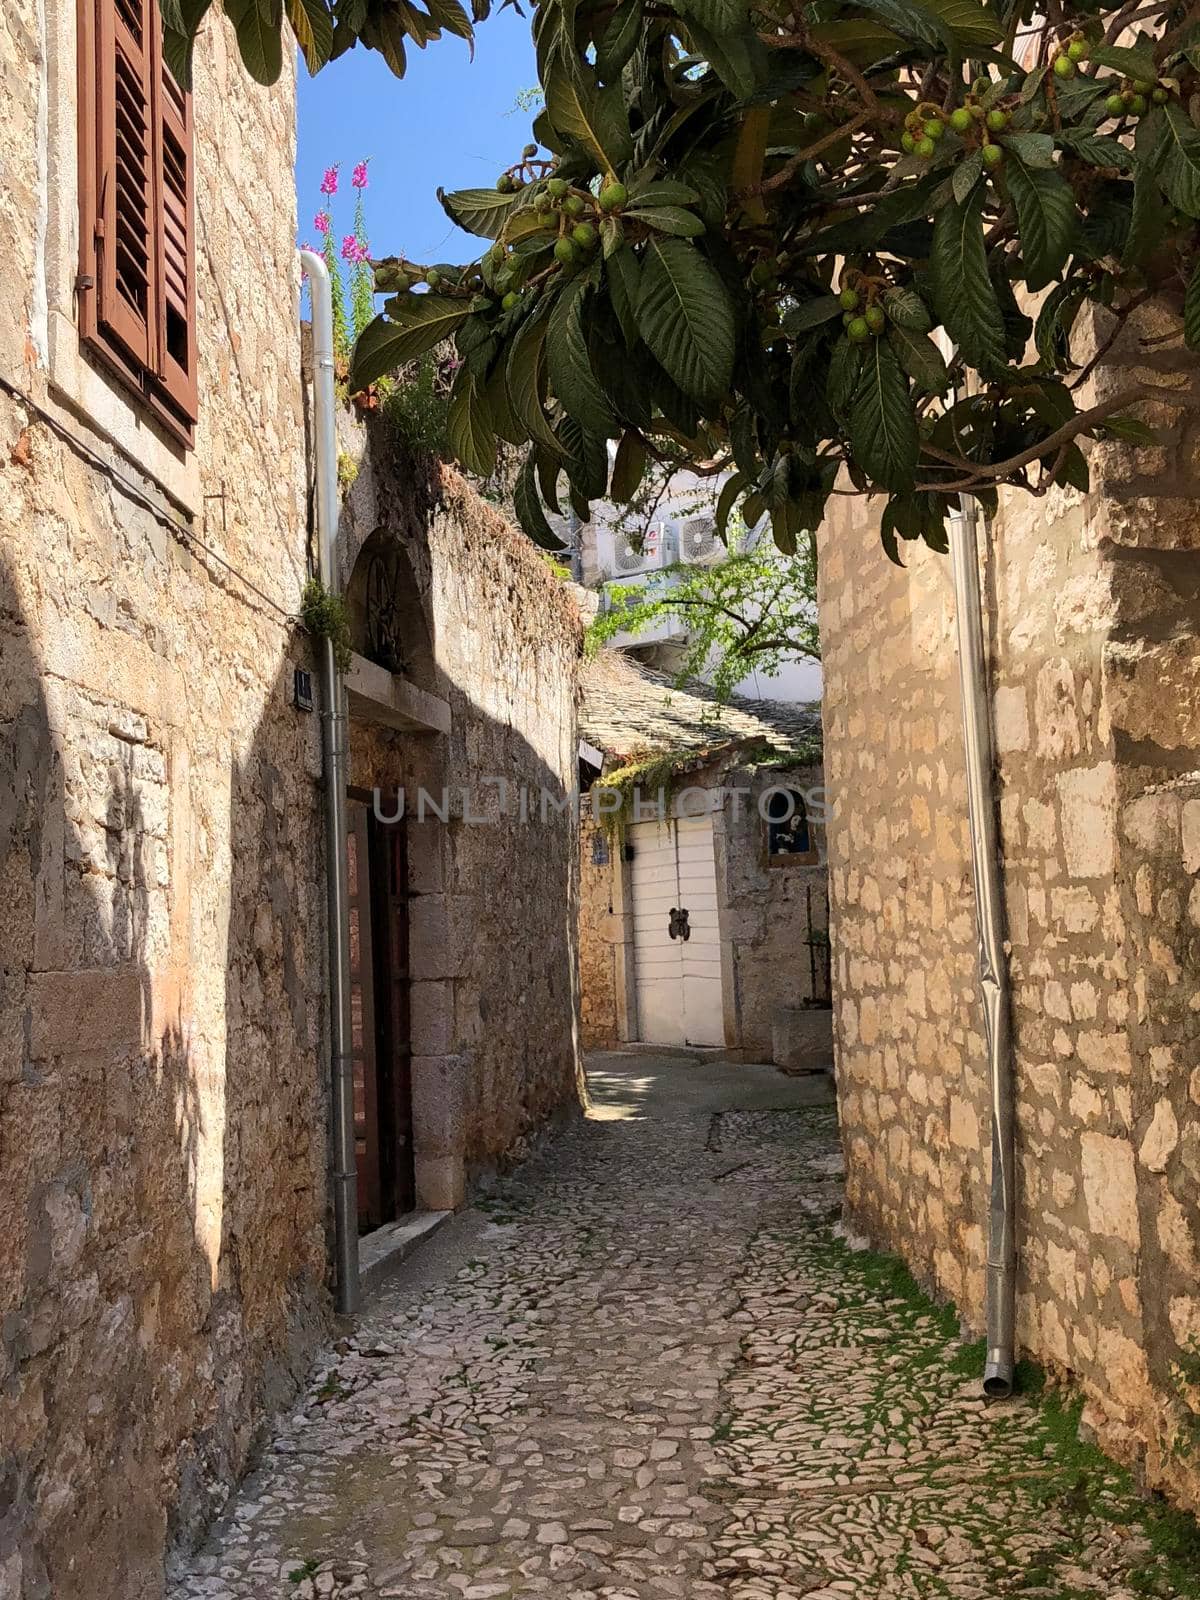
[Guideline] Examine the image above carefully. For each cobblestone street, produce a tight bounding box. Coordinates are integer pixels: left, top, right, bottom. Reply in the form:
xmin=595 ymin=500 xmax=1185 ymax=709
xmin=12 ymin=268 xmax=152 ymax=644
xmin=172 ymin=1054 xmax=1195 ymax=1600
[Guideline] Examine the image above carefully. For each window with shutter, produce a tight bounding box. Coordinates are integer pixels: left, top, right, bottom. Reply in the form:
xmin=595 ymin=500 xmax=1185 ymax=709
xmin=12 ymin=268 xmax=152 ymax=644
xmin=78 ymin=0 xmax=198 ymax=444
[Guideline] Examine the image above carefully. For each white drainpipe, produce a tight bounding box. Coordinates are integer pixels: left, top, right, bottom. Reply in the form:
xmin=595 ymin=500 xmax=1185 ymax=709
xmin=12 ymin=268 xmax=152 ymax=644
xmin=948 ymin=493 xmax=1015 ymax=1398
xmin=300 ymin=248 xmax=359 ymax=1314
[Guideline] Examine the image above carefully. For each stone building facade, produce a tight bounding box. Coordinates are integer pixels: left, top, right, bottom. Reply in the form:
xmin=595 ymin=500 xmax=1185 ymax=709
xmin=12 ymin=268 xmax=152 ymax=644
xmin=0 ymin=8 xmax=582 ymax=1595
xmin=579 ymin=653 xmax=827 ymax=1059
xmin=819 ymin=303 xmax=1200 ymax=1507
xmin=336 ymin=420 xmax=585 ymax=1212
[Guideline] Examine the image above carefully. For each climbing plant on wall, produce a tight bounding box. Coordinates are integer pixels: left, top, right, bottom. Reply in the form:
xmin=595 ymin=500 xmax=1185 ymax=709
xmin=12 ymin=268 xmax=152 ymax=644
xmin=193 ymin=0 xmax=1200 ymax=562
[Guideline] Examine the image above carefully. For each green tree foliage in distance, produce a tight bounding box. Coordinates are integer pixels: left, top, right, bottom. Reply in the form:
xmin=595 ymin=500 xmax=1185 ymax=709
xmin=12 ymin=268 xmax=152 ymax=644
xmin=193 ymin=0 xmax=1200 ymax=563
xmin=588 ymin=536 xmax=821 ymax=702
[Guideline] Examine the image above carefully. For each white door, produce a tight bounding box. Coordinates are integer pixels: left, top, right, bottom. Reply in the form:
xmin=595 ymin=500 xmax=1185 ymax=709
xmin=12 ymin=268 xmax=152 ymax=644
xmin=629 ymin=814 xmax=724 ymax=1046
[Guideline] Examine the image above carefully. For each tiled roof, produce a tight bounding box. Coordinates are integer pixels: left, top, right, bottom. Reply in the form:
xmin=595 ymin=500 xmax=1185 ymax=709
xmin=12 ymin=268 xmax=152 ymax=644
xmin=580 ymin=650 xmax=822 ymax=767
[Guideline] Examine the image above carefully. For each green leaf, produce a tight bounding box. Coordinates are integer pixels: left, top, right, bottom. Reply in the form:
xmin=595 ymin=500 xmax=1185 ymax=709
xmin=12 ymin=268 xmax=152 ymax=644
xmin=853 ymin=0 xmax=942 ymax=48
xmin=287 ymin=0 xmax=333 ymax=70
xmin=1090 ymin=43 xmax=1158 ymax=82
xmin=1123 ymin=148 xmax=1170 ymax=267
xmin=930 ymin=180 xmax=1007 ymax=375
xmin=600 ymin=216 xmax=624 ymax=259
xmin=446 ymin=366 xmax=497 ymax=477
xmin=623 ymin=205 xmax=707 ymax=237
xmin=626 ymin=180 xmax=702 ymax=207
xmin=1096 ymin=414 xmax=1159 ymax=445
xmin=547 ymin=283 xmax=617 ymax=436
xmin=422 ymin=0 xmax=474 ymax=46
xmin=606 ymin=247 xmax=641 ymax=346
xmin=1004 ymin=148 xmax=1076 ymax=292
xmin=952 ymin=149 xmax=983 ymax=205
xmin=514 ymin=457 xmax=565 ymax=550
xmin=1056 ymin=131 xmax=1134 ymax=172
xmin=1159 ymin=104 xmax=1200 ymax=218
xmin=683 ymin=20 xmax=766 ymax=100
xmin=437 ymin=187 xmax=518 ymax=240
xmin=887 ymin=324 xmax=950 ymax=396
xmin=350 ymin=298 xmax=470 ymax=389
xmin=808 ymin=18 xmax=904 ymax=64
xmin=715 ymin=472 xmax=745 ymax=540
xmin=161 ymin=0 xmax=210 ymax=86
xmin=224 ymin=0 xmax=284 ymax=84
xmin=919 ymin=0 xmax=1001 ymax=46
xmin=881 ymin=286 xmax=931 ymax=332
xmin=635 ymin=238 xmax=734 ymax=403
xmin=361 ymin=9 xmax=408 ymax=75
xmin=1033 ymin=277 xmax=1086 ymax=370
xmin=674 ymin=0 xmax=748 ymax=34
xmin=849 ymin=339 xmax=919 ymax=491
xmin=545 ymin=52 xmax=633 ymax=174
xmin=595 ymin=0 xmax=641 ymax=80
xmin=827 ymin=339 xmax=864 ymax=419
xmin=785 ymin=295 xmax=843 ymax=332
xmin=505 ymin=312 xmax=562 ymax=454
xmin=1186 ymin=265 xmax=1200 ymax=352
xmin=610 ymin=432 xmax=647 ymax=501
xmin=999 ymin=131 xmax=1055 ymax=169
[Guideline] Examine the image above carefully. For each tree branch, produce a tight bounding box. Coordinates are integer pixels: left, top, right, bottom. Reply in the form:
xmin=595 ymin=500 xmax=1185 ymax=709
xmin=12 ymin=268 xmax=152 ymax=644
xmin=913 ymin=386 xmax=1151 ymax=492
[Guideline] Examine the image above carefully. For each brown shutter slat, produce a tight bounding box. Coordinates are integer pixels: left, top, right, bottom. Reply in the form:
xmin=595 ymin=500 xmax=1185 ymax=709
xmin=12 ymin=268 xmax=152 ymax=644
xmin=95 ymin=0 xmax=154 ymax=368
xmin=154 ymin=53 xmax=197 ymax=422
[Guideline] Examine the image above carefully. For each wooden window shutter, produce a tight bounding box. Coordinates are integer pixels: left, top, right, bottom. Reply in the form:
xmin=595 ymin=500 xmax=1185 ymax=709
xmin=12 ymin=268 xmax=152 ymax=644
xmin=95 ymin=0 xmax=156 ymax=368
xmin=155 ymin=59 xmax=197 ymax=419
xmin=79 ymin=0 xmax=198 ymax=436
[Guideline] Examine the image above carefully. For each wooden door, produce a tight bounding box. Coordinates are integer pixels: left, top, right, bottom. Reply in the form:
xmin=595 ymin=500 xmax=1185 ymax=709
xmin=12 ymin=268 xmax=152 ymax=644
xmin=347 ymin=801 xmax=384 ymax=1228
xmin=630 ymin=814 xmax=724 ymax=1046
xmin=347 ymin=800 xmax=416 ymax=1229
xmin=370 ymin=814 xmax=416 ymax=1217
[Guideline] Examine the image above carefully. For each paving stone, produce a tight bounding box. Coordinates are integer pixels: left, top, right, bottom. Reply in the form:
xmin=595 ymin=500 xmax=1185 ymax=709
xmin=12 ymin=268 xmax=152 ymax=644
xmin=169 ymin=1104 xmax=1186 ymax=1600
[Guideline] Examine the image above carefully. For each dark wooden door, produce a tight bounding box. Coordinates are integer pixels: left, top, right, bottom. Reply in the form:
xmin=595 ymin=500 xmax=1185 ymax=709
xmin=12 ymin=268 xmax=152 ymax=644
xmin=347 ymin=801 xmax=385 ymax=1228
xmin=370 ymin=814 xmax=416 ymax=1217
xmin=347 ymin=796 xmax=415 ymax=1231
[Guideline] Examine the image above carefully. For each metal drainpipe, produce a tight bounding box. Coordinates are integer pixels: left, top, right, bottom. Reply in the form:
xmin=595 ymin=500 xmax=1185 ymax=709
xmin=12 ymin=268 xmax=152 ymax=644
xmin=947 ymin=493 xmax=1015 ymax=1398
xmin=300 ymin=249 xmax=359 ymax=1315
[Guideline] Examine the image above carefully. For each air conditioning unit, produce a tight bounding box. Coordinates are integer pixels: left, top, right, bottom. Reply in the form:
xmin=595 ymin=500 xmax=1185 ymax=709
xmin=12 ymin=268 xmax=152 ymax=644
xmin=602 ymin=520 xmax=678 ymax=578
xmin=678 ymin=515 xmax=720 ymax=565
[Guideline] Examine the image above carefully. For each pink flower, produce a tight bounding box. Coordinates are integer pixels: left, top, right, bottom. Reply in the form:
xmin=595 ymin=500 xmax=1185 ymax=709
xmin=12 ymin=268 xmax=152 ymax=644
xmin=341 ymin=234 xmax=369 ymax=264
xmin=320 ymin=164 xmax=339 ymax=196
xmin=352 ymin=160 xmax=369 ymax=190
xmin=314 ymin=210 xmax=331 ymax=234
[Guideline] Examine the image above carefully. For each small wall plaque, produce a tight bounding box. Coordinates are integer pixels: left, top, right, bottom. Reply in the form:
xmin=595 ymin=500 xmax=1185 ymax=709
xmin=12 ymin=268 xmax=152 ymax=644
xmin=293 ymin=667 xmax=314 ymax=712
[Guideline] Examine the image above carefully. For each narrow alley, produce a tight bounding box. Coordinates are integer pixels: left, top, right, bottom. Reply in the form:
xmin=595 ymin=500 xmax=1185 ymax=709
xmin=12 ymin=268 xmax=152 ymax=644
xmin=170 ymin=1056 xmax=1190 ymax=1600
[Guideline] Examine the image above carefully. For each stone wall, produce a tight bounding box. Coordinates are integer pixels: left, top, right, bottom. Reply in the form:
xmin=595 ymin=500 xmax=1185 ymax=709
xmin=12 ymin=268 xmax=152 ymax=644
xmin=579 ymin=819 xmax=624 ymax=1050
xmin=337 ymin=422 xmax=585 ymax=1204
xmin=820 ymin=303 xmax=1200 ymax=1507
xmin=1 ymin=7 xmax=327 ymax=1597
xmin=715 ymin=761 xmax=828 ymax=1060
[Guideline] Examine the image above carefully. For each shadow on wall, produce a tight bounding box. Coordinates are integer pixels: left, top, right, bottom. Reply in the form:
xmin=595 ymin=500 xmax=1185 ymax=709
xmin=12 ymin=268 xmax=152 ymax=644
xmin=0 ymin=530 xmax=328 ymax=1598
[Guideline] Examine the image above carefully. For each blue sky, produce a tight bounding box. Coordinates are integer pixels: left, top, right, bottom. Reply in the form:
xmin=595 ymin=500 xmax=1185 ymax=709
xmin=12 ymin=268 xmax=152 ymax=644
xmin=296 ymin=7 xmax=537 ymax=268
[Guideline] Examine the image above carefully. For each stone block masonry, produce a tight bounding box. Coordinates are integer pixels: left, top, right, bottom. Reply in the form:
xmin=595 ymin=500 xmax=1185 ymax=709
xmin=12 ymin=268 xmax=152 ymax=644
xmin=1 ymin=7 xmax=584 ymax=1597
xmin=819 ymin=299 xmax=1200 ymax=1512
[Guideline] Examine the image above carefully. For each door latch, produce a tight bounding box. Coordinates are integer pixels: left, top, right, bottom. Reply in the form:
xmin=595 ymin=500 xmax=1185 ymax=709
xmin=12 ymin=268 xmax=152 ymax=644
xmin=668 ymin=906 xmax=691 ymax=942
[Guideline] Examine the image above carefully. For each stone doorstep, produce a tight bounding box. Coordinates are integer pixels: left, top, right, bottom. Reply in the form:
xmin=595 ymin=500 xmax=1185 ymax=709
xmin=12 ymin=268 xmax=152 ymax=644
xmin=357 ymin=1210 xmax=452 ymax=1299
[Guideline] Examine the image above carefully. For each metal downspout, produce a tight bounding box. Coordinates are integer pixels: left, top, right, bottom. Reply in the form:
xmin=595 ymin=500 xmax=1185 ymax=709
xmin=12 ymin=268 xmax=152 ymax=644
xmin=947 ymin=494 xmax=1015 ymax=1398
xmin=301 ymin=249 xmax=359 ymax=1315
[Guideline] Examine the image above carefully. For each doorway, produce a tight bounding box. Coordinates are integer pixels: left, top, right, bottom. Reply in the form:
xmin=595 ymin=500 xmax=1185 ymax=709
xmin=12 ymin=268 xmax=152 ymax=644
xmin=629 ymin=814 xmax=724 ymax=1046
xmin=346 ymin=795 xmax=416 ymax=1230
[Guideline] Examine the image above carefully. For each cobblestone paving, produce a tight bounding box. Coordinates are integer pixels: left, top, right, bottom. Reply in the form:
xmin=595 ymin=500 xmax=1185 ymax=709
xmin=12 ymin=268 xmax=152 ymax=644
xmin=171 ymin=1096 xmax=1192 ymax=1600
